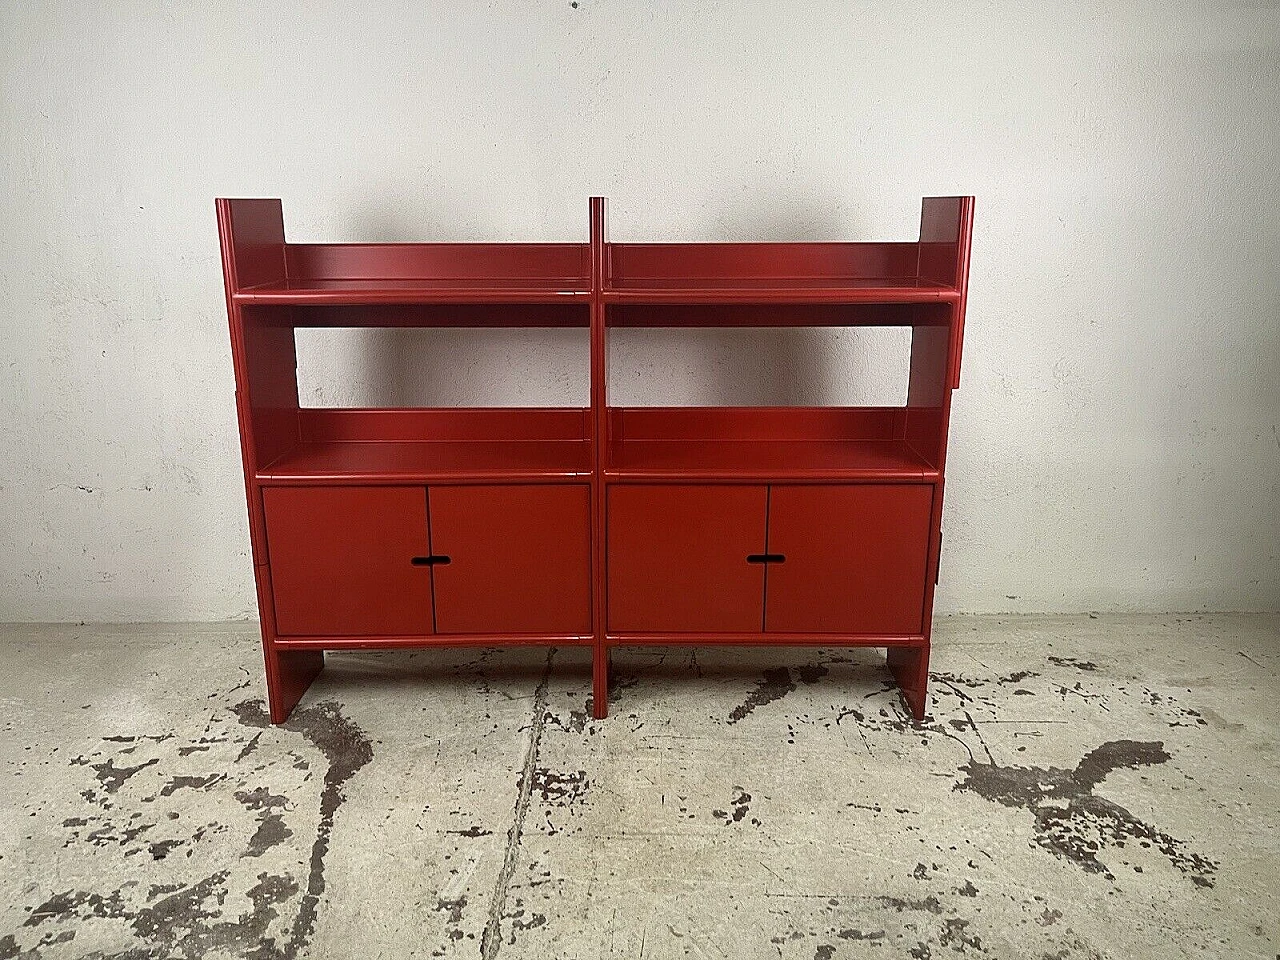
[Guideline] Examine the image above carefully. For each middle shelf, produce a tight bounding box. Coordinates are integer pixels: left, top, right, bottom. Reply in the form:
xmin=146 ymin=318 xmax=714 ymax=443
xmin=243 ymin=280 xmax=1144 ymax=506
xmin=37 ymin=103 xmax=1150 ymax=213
xmin=258 ymin=408 xmax=593 ymax=484
xmin=605 ymin=407 xmax=938 ymax=482
xmin=255 ymin=406 xmax=941 ymax=484
xmin=604 ymin=437 xmax=935 ymax=481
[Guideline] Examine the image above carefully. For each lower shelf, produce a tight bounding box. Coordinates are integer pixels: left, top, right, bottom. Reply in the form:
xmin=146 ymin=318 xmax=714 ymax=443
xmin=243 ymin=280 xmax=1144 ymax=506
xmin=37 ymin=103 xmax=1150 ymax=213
xmin=604 ymin=406 xmax=939 ymax=481
xmin=258 ymin=407 xmax=593 ymax=483
xmin=273 ymin=633 xmax=593 ymax=651
xmin=258 ymin=439 xmax=593 ymax=483
xmin=605 ymin=438 xmax=935 ymax=481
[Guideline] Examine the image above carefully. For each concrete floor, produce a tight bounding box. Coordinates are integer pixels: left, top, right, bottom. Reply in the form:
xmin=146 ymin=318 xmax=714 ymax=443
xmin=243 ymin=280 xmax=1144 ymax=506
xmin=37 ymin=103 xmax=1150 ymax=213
xmin=0 ymin=616 xmax=1276 ymax=960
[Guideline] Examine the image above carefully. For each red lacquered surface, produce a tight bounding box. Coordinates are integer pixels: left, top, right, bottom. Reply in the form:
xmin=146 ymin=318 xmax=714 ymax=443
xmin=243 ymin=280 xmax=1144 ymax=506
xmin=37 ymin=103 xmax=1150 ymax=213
xmin=286 ymin=242 xmax=589 ymax=282
xmin=610 ymin=240 xmax=922 ymax=278
xmin=607 ymin=485 xmax=767 ymax=632
xmin=260 ymin=440 xmax=593 ymax=484
xmin=274 ymin=633 xmax=591 ymax=650
xmin=607 ymin=438 xmax=933 ymax=482
xmin=236 ymin=278 xmax=591 ymax=306
xmin=238 ymin=242 xmax=590 ymax=305
xmin=606 ymin=406 xmax=936 ymax=482
xmin=607 ymin=302 xmax=947 ymax=328
xmin=589 ymin=198 xmax=610 ymax=717
xmin=260 ymin=408 xmax=593 ymax=484
xmin=277 ymin=303 xmax=588 ymax=328
xmin=218 ymin=195 xmax=973 ymax=724
xmin=765 ymin=485 xmax=934 ymax=634
xmin=603 ymin=277 xmax=957 ymax=305
xmin=607 ymin=632 xmax=925 ymax=647
xmin=262 ymin=486 xmax=433 ymax=636
xmin=429 ymin=485 xmax=591 ymax=634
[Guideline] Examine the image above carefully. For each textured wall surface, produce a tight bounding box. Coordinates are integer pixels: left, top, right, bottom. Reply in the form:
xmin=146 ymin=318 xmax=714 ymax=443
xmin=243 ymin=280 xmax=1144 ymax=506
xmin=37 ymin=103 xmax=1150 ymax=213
xmin=1 ymin=1 xmax=1277 ymax=621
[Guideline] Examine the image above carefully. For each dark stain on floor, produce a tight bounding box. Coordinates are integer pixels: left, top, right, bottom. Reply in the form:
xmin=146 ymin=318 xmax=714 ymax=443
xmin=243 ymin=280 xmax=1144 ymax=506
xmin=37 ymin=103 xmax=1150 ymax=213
xmin=728 ymin=664 xmax=829 ymax=724
xmin=712 ymin=786 xmax=757 ymax=826
xmin=956 ymin=739 xmax=1217 ymax=886
xmin=233 ymin=698 xmax=374 ymax=956
xmin=3 ymin=697 xmax=372 ymax=960
xmin=529 ymin=768 xmax=589 ymax=807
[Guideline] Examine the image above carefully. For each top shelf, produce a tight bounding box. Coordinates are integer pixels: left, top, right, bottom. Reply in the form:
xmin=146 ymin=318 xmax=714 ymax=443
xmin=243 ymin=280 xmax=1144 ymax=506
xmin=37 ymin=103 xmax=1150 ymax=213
xmin=217 ymin=197 xmax=973 ymax=318
xmin=233 ymin=275 xmax=956 ymax=308
xmin=233 ymin=277 xmax=590 ymax=306
xmin=602 ymin=276 xmax=957 ymax=305
xmin=601 ymin=238 xmax=962 ymax=306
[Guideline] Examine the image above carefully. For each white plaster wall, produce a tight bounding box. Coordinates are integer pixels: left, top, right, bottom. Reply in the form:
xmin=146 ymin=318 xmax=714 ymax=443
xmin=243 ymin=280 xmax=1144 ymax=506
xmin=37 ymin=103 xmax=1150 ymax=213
xmin=1 ymin=1 xmax=1277 ymax=621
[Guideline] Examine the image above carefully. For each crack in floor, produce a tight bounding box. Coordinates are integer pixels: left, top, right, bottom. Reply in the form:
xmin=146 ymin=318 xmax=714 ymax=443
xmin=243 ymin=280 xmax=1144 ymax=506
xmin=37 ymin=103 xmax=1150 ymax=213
xmin=480 ymin=648 xmax=556 ymax=960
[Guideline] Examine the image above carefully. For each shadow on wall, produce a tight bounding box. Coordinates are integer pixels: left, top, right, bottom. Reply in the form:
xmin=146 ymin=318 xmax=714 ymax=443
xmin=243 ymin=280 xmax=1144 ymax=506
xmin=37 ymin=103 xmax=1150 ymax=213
xmin=295 ymin=197 xmax=911 ymax=409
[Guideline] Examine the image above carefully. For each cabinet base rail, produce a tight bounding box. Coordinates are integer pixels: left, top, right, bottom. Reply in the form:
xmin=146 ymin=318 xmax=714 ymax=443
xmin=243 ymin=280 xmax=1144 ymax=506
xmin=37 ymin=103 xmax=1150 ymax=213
xmin=263 ymin=639 xmax=932 ymax=726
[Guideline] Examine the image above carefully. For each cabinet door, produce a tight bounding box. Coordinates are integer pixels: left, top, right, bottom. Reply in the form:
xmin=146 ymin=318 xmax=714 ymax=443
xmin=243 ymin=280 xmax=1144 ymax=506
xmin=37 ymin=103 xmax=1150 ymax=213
xmin=428 ymin=485 xmax=591 ymax=634
xmin=608 ymin=485 xmax=767 ymax=632
xmin=765 ymin=485 xmax=933 ymax=635
xmin=263 ymin=486 xmax=433 ymax=637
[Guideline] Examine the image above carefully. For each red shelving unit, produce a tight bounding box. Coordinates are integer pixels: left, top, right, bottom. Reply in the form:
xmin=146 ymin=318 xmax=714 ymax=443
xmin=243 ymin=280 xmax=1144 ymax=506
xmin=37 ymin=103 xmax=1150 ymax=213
xmin=218 ymin=195 xmax=973 ymax=724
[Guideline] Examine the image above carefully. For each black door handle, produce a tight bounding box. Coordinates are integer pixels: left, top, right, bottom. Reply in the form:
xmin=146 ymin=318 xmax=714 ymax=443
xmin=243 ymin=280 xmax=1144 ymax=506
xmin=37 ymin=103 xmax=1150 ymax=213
xmin=746 ymin=554 xmax=785 ymax=564
xmin=411 ymin=555 xmax=451 ymax=566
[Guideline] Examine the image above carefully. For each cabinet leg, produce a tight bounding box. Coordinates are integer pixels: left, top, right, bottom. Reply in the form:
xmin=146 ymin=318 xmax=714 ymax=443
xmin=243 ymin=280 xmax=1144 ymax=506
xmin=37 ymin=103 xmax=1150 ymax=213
xmin=887 ymin=645 xmax=929 ymax=724
xmin=264 ymin=645 xmax=324 ymax=724
xmin=592 ymin=646 xmax=609 ymax=720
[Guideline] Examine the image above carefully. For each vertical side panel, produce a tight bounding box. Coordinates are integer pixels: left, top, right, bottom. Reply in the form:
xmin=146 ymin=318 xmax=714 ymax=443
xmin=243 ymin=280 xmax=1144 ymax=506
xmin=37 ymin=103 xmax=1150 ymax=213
xmin=917 ymin=197 xmax=963 ymax=287
xmin=918 ymin=196 xmax=974 ymax=389
xmin=239 ymin=307 xmax=300 ymax=471
xmin=263 ymin=486 xmax=433 ymax=636
xmin=218 ymin=199 xmax=309 ymax=721
xmin=429 ymin=485 xmax=592 ymax=634
xmin=607 ymin=485 xmax=767 ymax=633
xmin=217 ymin=198 xmax=287 ymax=290
xmin=904 ymin=320 xmax=949 ymax=470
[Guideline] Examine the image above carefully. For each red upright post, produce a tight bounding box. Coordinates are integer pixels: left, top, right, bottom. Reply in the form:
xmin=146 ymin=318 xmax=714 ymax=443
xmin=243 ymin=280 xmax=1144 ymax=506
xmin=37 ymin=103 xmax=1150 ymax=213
xmin=589 ymin=197 xmax=610 ymax=719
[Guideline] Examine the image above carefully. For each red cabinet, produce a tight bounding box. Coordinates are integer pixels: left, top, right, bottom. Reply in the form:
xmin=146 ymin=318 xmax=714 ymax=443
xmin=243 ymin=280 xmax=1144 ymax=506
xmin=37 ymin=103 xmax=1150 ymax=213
xmin=607 ymin=485 xmax=767 ymax=632
xmin=430 ymin=485 xmax=591 ymax=634
xmin=263 ymin=486 xmax=433 ymax=637
xmin=607 ymin=483 xmax=933 ymax=636
xmin=264 ymin=484 xmax=590 ymax=637
xmin=765 ymin=485 xmax=933 ymax=634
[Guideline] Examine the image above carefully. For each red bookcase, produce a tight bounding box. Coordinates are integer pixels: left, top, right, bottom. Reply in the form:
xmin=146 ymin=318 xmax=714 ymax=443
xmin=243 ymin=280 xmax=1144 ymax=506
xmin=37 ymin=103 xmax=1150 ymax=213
xmin=217 ymin=196 xmax=973 ymax=724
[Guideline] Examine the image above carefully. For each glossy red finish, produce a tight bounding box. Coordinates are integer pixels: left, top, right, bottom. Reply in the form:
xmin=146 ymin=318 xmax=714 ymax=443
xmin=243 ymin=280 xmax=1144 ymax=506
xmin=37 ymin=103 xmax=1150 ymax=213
xmin=429 ymin=485 xmax=591 ymax=634
xmin=765 ymin=485 xmax=934 ymax=634
xmin=608 ymin=302 xmax=947 ymax=328
xmin=260 ymin=438 xmax=592 ymax=485
xmin=607 ymin=485 xmax=767 ymax=633
xmin=607 ymin=407 xmax=936 ymax=482
xmin=217 ymin=195 xmax=973 ymax=724
xmin=285 ymin=242 xmax=589 ymax=282
xmin=589 ymin=197 xmax=610 ymax=718
xmin=281 ymin=303 xmax=589 ymax=328
xmin=274 ymin=633 xmax=591 ymax=650
xmin=240 ymin=242 xmax=589 ymax=305
xmin=258 ymin=409 xmax=593 ymax=484
xmin=263 ymin=486 xmax=433 ymax=636
xmin=609 ymin=633 xmax=925 ymax=647
xmin=605 ymin=242 xmax=956 ymax=304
